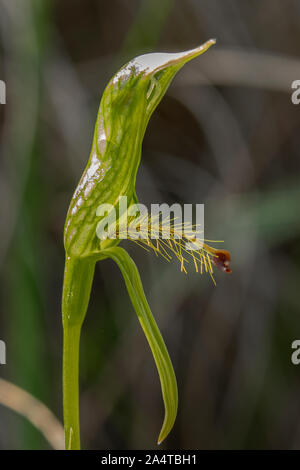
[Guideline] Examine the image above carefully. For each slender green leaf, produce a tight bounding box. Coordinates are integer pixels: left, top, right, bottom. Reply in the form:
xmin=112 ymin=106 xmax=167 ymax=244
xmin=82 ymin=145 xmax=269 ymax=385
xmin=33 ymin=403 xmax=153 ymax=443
xmin=100 ymin=246 xmax=178 ymax=444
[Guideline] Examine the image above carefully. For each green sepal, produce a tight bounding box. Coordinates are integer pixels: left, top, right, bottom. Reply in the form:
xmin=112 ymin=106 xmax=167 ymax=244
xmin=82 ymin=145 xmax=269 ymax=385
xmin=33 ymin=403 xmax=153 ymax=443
xmin=63 ymin=40 xmax=216 ymax=259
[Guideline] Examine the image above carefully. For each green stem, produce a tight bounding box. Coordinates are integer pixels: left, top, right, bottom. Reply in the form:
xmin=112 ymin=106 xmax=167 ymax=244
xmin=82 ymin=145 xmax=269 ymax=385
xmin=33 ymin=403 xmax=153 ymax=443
xmin=63 ymin=324 xmax=81 ymax=449
xmin=62 ymin=256 xmax=95 ymax=450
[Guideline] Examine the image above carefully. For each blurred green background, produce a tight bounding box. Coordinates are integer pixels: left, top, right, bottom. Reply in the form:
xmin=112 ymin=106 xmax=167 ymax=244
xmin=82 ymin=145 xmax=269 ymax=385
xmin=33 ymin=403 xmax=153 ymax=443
xmin=1 ymin=0 xmax=300 ymax=450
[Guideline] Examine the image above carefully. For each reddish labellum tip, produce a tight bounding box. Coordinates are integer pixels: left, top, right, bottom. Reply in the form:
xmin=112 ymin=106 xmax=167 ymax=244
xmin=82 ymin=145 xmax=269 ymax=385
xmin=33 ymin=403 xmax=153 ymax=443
xmin=211 ymin=249 xmax=232 ymax=274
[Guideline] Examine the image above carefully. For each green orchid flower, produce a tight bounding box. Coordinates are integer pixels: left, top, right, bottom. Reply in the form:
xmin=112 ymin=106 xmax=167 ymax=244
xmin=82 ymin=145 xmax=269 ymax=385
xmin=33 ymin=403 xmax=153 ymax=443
xmin=62 ymin=39 xmax=230 ymax=450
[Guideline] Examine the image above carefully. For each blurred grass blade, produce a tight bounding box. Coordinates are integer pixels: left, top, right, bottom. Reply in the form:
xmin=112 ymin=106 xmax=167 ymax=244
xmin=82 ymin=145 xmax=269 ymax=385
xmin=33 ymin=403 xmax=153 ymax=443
xmin=101 ymin=246 xmax=178 ymax=444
